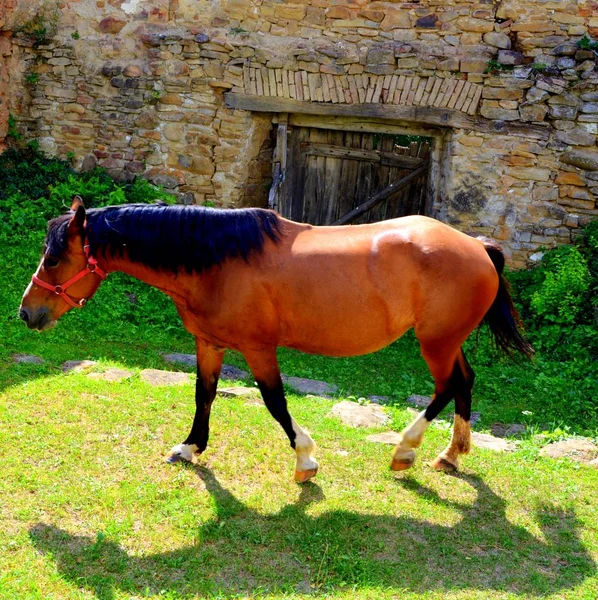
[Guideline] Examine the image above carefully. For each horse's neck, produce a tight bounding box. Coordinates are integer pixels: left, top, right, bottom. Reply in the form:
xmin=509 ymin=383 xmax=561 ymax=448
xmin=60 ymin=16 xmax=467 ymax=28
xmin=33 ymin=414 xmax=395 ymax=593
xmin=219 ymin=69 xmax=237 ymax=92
xmin=99 ymin=253 xmax=194 ymax=307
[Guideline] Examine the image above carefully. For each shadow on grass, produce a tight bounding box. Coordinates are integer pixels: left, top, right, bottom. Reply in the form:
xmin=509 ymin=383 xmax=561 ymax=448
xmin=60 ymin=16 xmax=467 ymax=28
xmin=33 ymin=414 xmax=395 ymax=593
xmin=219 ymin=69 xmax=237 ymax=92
xmin=30 ymin=468 xmax=595 ymax=599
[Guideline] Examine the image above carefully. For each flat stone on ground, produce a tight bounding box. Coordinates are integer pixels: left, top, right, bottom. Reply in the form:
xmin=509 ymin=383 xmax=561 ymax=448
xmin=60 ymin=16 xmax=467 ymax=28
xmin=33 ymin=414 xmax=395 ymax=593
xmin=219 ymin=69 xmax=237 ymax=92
xmin=406 ymin=394 xmax=431 ymax=408
xmin=330 ymin=400 xmax=390 ymax=428
xmin=369 ymin=395 xmax=390 ymax=404
xmin=218 ymin=386 xmax=258 ymax=398
xmin=221 ymin=364 xmax=250 ymax=381
xmin=283 ymin=375 xmax=337 ymax=396
xmin=62 ymin=360 xmax=98 ymax=372
xmin=163 ymin=353 xmax=195 ymax=367
xmin=367 ymin=431 xmax=401 ymax=445
xmin=539 ymin=439 xmax=598 ymax=464
xmin=140 ymin=369 xmax=191 ymax=386
xmin=13 ymin=354 xmax=44 ymax=364
xmin=490 ymin=423 xmax=527 ymax=438
xmin=471 ymin=432 xmax=516 ymax=451
xmin=162 ymin=354 xmax=250 ymax=380
xmin=88 ymin=368 xmax=133 ymax=382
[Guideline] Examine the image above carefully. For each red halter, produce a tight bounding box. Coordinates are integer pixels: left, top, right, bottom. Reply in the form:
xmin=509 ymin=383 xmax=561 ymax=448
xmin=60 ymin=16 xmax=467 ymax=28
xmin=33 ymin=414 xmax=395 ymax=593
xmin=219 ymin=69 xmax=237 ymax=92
xmin=32 ymin=244 xmax=107 ymax=309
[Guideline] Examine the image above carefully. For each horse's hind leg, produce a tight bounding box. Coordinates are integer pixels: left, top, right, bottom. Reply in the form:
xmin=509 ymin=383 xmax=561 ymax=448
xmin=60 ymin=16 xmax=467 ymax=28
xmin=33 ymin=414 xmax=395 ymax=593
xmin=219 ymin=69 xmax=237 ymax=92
xmin=243 ymin=348 xmax=318 ymax=483
xmin=391 ymin=336 xmax=473 ymax=471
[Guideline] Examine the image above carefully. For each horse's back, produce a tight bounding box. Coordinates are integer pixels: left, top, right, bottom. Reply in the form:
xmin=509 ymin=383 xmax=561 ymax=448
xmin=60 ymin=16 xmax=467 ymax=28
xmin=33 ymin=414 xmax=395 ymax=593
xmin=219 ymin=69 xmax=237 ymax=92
xmin=255 ymin=215 xmax=498 ymax=356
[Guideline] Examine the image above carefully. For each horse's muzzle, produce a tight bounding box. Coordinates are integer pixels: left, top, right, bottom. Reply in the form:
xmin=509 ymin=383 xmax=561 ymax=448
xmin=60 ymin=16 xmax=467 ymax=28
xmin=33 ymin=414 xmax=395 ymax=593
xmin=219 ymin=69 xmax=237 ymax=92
xmin=19 ymin=306 xmax=54 ymax=331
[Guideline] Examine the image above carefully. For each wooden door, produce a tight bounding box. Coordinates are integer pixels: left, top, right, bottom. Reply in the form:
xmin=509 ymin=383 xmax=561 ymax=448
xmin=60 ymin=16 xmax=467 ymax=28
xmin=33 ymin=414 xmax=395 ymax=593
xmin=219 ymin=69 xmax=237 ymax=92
xmin=273 ymin=126 xmax=431 ymax=225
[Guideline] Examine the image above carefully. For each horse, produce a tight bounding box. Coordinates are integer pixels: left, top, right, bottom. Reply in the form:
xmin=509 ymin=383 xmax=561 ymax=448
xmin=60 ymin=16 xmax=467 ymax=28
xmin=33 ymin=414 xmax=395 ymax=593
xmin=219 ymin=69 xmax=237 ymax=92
xmin=20 ymin=197 xmax=533 ymax=482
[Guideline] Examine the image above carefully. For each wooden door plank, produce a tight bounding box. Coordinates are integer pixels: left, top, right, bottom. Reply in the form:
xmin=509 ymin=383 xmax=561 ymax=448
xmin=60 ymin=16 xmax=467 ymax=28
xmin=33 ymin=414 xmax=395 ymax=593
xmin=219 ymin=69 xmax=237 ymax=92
xmin=300 ymin=142 xmax=424 ymax=167
xmin=332 ymin=163 xmax=429 ymax=225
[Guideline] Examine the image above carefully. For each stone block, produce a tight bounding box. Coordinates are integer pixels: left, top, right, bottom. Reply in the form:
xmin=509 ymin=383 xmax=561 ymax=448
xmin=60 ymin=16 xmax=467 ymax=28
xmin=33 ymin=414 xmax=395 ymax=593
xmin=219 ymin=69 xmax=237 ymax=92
xmin=560 ymin=149 xmax=598 ymax=171
xmin=555 ymin=128 xmax=596 ymax=146
xmin=526 ymin=86 xmax=549 ymax=104
xmin=519 ymin=104 xmax=548 ymax=122
xmin=533 ymin=185 xmax=558 ymax=201
xmin=506 ymin=167 xmax=552 ymax=182
xmin=482 ymin=87 xmax=523 ymax=100
xmin=98 ymin=16 xmax=127 ymax=34
xmin=274 ymin=4 xmax=306 ymax=20
xmin=480 ymin=106 xmax=520 ymax=121
xmin=457 ymin=17 xmax=493 ymax=33
xmin=555 ymin=172 xmax=585 ymax=186
xmin=548 ymin=105 xmax=578 ymax=119
xmin=381 ymin=8 xmax=412 ymax=30
xmin=461 ymin=58 xmax=489 ymax=73
xmin=483 ymin=32 xmax=511 ymax=49
xmin=327 ymin=7 xmax=351 ymax=20
xmin=458 ymin=135 xmax=484 ymax=147
xmin=498 ymin=50 xmax=524 ymax=66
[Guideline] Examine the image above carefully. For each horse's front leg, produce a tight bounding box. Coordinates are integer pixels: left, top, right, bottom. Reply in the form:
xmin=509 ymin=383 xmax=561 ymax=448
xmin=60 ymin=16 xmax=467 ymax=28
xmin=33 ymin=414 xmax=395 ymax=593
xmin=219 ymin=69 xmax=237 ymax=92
xmin=243 ymin=348 xmax=318 ymax=483
xmin=167 ymin=339 xmax=224 ymax=463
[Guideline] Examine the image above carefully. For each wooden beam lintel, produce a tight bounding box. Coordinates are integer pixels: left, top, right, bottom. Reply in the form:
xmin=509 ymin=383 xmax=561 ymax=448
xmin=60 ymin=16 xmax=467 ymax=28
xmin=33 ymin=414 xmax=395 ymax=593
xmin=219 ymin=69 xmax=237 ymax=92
xmin=224 ymin=93 xmax=550 ymax=140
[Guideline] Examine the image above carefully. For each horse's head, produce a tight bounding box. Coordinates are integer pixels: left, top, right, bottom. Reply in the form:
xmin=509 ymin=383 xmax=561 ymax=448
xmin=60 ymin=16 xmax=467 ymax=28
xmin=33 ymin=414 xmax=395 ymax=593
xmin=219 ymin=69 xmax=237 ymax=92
xmin=19 ymin=197 xmax=107 ymax=331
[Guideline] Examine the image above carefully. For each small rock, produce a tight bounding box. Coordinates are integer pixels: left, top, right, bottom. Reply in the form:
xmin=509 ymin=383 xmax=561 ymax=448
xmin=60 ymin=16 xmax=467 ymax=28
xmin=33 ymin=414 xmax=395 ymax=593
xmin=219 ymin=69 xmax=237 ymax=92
xmin=369 ymin=395 xmax=390 ymax=405
xmin=13 ymin=354 xmax=44 ymax=364
xmin=471 ymin=432 xmax=515 ymax=451
xmin=162 ymin=354 xmax=249 ymax=380
xmin=282 ymin=376 xmax=337 ymax=396
xmin=98 ymin=16 xmax=127 ymax=34
xmin=552 ymin=43 xmax=578 ymax=56
xmin=140 ymin=369 xmax=190 ymax=386
xmin=88 ymin=368 xmax=132 ymax=382
xmin=406 ymin=395 xmax=432 ymax=408
xmin=62 ymin=360 xmax=97 ymax=372
xmin=490 ymin=423 xmax=527 ymax=438
xmin=498 ymin=50 xmax=524 ymax=66
xmin=218 ymin=386 xmax=258 ymax=398
xmin=470 ymin=412 xmax=482 ymax=426
xmin=539 ymin=439 xmax=598 ymax=464
xmin=330 ymin=401 xmax=390 ymax=428
xmin=163 ymin=353 xmax=195 ymax=367
xmin=221 ymin=364 xmax=250 ymax=381
xmin=367 ymin=431 xmax=401 ymax=445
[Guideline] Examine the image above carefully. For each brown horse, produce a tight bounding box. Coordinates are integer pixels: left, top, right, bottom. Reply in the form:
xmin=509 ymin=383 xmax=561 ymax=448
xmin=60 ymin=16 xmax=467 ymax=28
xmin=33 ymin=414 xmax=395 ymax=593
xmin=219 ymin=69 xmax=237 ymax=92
xmin=20 ymin=198 xmax=532 ymax=482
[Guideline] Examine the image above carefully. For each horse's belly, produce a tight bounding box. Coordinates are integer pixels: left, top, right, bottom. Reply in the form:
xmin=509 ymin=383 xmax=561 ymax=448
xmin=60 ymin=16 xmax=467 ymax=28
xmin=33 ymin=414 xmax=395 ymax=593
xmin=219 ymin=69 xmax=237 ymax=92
xmin=279 ymin=310 xmax=412 ymax=357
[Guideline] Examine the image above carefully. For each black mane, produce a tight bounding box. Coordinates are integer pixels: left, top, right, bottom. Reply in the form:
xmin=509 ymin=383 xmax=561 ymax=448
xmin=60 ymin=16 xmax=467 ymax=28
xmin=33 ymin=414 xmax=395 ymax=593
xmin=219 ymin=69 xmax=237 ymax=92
xmin=46 ymin=204 xmax=281 ymax=274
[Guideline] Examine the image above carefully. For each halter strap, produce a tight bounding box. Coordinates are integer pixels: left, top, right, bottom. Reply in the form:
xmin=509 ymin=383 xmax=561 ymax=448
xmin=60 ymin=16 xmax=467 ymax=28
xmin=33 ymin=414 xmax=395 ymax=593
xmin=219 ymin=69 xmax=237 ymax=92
xmin=31 ymin=244 xmax=107 ymax=309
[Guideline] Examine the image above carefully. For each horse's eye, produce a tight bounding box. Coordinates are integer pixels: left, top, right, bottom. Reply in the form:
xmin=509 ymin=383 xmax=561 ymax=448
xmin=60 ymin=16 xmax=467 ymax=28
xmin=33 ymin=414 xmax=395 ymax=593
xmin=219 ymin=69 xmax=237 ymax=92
xmin=44 ymin=256 xmax=60 ymax=268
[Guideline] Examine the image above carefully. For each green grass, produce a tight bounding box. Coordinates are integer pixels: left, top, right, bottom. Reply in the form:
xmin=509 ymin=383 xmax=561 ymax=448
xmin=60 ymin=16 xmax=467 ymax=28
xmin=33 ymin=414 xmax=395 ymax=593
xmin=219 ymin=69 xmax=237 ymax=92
xmin=2 ymin=280 xmax=598 ymax=599
xmin=1 ymin=149 xmax=597 ymax=598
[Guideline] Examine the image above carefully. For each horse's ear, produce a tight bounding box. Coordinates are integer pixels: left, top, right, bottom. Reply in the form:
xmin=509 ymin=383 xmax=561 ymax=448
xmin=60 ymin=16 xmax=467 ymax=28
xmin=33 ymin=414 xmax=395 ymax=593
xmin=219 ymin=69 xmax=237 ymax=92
xmin=70 ymin=195 xmax=84 ymax=211
xmin=67 ymin=203 xmax=86 ymax=238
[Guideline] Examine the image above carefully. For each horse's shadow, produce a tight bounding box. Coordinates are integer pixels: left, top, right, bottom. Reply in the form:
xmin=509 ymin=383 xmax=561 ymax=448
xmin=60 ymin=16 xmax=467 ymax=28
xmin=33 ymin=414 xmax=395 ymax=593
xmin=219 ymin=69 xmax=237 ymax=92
xmin=30 ymin=468 xmax=595 ymax=599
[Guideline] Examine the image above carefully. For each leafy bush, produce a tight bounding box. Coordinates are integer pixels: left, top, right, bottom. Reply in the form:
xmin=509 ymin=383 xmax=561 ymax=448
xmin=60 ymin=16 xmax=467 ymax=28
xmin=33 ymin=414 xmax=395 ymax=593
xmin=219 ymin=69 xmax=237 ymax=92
xmin=0 ymin=147 xmax=182 ymax=339
xmin=507 ymin=226 xmax=598 ymax=363
xmin=530 ymin=246 xmax=590 ymax=325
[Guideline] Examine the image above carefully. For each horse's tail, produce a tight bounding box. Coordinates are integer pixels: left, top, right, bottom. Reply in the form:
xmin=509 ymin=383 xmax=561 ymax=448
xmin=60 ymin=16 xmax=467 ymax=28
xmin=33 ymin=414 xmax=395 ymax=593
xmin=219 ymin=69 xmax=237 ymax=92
xmin=480 ymin=238 xmax=534 ymax=360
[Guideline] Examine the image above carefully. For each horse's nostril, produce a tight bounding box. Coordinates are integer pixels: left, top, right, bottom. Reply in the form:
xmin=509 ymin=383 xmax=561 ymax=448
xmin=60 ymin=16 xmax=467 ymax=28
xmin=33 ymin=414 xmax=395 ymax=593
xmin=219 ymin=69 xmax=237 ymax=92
xmin=19 ymin=309 xmax=29 ymax=323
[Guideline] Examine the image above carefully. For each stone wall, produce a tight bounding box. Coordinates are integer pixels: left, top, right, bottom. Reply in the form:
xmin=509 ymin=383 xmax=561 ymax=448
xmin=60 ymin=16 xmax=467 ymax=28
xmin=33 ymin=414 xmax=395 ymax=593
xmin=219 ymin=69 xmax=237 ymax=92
xmin=1 ymin=0 xmax=597 ymax=265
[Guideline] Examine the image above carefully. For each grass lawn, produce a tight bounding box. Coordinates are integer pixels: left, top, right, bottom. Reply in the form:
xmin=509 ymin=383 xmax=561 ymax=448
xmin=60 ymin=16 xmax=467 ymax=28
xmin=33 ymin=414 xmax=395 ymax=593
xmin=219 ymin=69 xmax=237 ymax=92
xmin=0 ymin=149 xmax=596 ymax=598
xmin=1 ymin=283 xmax=597 ymax=599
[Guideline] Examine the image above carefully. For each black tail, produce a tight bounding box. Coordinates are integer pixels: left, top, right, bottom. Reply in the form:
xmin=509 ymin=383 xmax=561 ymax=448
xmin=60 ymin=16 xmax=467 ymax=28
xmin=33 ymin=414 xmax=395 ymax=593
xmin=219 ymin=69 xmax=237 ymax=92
xmin=480 ymin=239 xmax=534 ymax=361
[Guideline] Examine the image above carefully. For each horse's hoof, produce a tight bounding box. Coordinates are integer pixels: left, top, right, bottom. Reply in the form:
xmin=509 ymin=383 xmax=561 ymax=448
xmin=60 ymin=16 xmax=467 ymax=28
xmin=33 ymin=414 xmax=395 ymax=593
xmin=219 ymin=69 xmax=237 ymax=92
xmin=430 ymin=456 xmax=458 ymax=472
xmin=295 ymin=468 xmax=318 ymax=483
xmin=166 ymin=443 xmax=197 ymax=464
xmin=391 ymin=457 xmax=414 ymax=471
xmin=166 ymin=452 xmax=185 ymax=464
